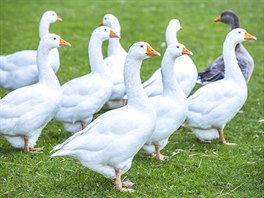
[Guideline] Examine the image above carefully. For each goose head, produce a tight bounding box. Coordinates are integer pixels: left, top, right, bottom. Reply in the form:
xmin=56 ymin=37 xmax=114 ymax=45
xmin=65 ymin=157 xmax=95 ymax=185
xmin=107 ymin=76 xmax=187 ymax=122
xmin=166 ymin=19 xmax=182 ymax=45
xmin=40 ymin=34 xmax=71 ymax=50
xmin=92 ymin=26 xmax=119 ymax=42
xmin=100 ymin=14 xmax=119 ymax=29
xmin=42 ymin=10 xmax=62 ymax=24
xmin=128 ymin=42 xmax=160 ymax=60
xmin=167 ymin=43 xmax=193 ymax=58
xmin=168 ymin=19 xmax=182 ymax=31
xmin=214 ymin=10 xmax=239 ymax=29
xmin=226 ymin=28 xmax=256 ymax=45
xmin=99 ymin=14 xmax=121 ymax=37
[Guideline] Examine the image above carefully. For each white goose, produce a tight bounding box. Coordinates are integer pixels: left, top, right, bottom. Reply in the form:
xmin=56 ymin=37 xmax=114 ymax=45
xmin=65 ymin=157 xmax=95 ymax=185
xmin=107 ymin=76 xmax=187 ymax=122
xmin=54 ymin=26 xmax=119 ymax=134
xmin=142 ymin=19 xmax=197 ymax=97
xmin=185 ymin=28 xmax=256 ymax=145
xmin=0 ymin=34 xmax=71 ymax=152
xmin=0 ymin=11 xmax=62 ymax=91
xmin=143 ymin=43 xmax=192 ymax=160
xmin=51 ymin=42 xmax=160 ymax=192
xmin=100 ymin=14 xmax=128 ymax=109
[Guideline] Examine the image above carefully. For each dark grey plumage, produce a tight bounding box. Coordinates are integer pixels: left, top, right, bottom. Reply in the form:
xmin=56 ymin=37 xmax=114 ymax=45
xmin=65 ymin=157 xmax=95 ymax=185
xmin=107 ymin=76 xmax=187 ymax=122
xmin=197 ymin=10 xmax=254 ymax=85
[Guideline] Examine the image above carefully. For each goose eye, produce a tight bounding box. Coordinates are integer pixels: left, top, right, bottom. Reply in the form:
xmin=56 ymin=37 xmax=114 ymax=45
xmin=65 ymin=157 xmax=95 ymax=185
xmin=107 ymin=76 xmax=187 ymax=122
xmin=177 ymin=46 xmax=179 ymax=48
xmin=238 ymin=31 xmax=241 ymax=34
xmin=140 ymin=45 xmax=143 ymax=48
xmin=53 ymin=37 xmax=57 ymax=40
xmin=104 ymin=28 xmax=107 ymax=31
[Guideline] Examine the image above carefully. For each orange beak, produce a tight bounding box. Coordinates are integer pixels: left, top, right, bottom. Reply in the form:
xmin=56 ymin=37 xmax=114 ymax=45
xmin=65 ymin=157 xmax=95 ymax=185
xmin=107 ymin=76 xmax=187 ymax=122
xmin=98 ymin=22 xmax=104 ymax=26
xmin=244 ymin=32 xmax=257 ymax=40
xmin=146 ymin=45 xmax=160 ymax=56
xmin=57 ymin=16 xmax=63 ymax=22
xmin=214 ymin=15 xmax=221 ymax=22
xmin=110 ymin=30 xmax=119 ymax=38
xmin=59 ymin=38 xmax=71 ymax=47
xmin=182 ymin=47 xmax=193 ymax=56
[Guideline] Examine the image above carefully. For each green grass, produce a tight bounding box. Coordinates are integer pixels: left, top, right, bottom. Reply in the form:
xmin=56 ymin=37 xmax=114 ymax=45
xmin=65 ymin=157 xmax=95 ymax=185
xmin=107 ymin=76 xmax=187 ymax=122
xmin=0 ymin=0 xmax=263 ymax=197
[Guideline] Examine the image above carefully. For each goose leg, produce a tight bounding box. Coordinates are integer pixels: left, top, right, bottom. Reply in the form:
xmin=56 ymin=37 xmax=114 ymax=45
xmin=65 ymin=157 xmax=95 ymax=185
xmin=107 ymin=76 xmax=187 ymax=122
xmin=114 ymin=169 xmax=134 ymax=192
xmin=30 ymin=147 xmax=44 ymax=152
xmin=24 ymin=136 xmax=30 ymax=152
xmin=24 ymin=136 xmax=43 ymax=152
xmin=148 ymin=153 xmax=156 ymax=158
xmin=218 ymin=128 xmax=236 ymax=146
xmin=114 ymin=169 xmax=122 ymax=190
xmin=81 ymin=122 xmax=87 ymax=130
xmin=155 ymin=145 xmax=168 ymax=161
xmin=122 ymin=99 xmax=127 ymax=106
xmin=122 ymin=179 xmax=134 ymax=188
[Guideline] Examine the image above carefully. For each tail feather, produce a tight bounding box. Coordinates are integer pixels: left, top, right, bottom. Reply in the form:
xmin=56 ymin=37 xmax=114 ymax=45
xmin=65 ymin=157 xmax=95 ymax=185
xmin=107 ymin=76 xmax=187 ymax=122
xmin=50 ymin=120 xmax=100 ymax=155
xmin=197 ymin=70 xmax=224 ymax=85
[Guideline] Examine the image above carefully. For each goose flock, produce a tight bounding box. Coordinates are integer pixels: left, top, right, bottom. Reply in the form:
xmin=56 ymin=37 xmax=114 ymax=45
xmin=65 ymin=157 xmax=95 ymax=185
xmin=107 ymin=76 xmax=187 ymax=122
xmin=0 ymin=10 xmax=256 ymax=192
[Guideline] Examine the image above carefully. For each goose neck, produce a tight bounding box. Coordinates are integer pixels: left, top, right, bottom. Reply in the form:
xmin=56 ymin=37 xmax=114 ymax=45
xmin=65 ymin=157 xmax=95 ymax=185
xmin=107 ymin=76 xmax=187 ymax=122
xmin=223 ymin=38 xmax=245 ymax=83
xmin=124 ymin=56 xmax=151 ymax=109
xmin=110 ymin=22 xmax=121 ymax=36
xmin=107 ymin=38 xmax=122 ymax=56
xmin=88 ymin=36 xmax=110 ymax=76
xmin=230 ymin=19 xmax=240 ymax=30
xmin=37 ymin=46 xmax=60 ymax=89
xmin=166 ymin=26 xmax=179 ymax=45
xmin=39 ymin=18 xmax=50 ymax=39
xmin=161 ymin=55 xmax=185 ymax=97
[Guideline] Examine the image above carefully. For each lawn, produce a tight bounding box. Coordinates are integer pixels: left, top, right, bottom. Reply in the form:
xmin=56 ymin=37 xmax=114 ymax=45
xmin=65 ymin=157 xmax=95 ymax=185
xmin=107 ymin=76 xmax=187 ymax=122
xmin=0 ymin=0 xmax=263 ymax=197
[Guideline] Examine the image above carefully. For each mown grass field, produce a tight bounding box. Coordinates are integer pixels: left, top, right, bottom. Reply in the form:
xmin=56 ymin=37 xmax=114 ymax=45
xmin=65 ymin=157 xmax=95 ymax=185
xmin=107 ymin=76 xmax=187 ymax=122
xmin=0 ymin=0 xmax=263 ymax=197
